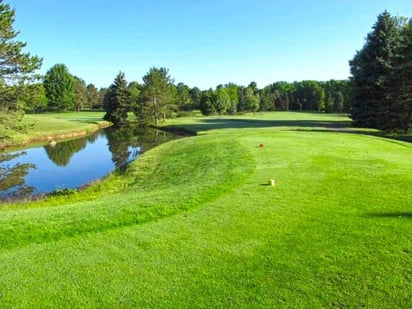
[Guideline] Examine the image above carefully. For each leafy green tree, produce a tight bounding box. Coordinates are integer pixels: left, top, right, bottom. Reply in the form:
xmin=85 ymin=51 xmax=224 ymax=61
xmin=20 ymin=83 xmax=47 ymax=113
xmin=95 ymin=87 xmax=107 ymax=110
xmin=128 ymin=81 xmax=141 ymax=111
xmin=349 ymin=11 xmax=402 ymax=128
xmin=86 ymin=83 xmax=100 ymax=109
xmin=0 ymin=2 xmax=42 ymax=142
xmin=248 ymin=81 xmax=258 ymax=93
xmin=244 ymin=87 xmax=260 ymax=114
xmin=73 ymin=76 xmax=88 ymax=111
xmin=103 ymin=72 xmax=131 ymax=126
xmin=264 ymin=81 xmax=294 ymax=111
xmin=43 ymin=64 xmax=75 ymax=111
xmin=137 ymin=67 xmax=175 ymax=126
xmin=333 ymin=91 xmax=344 ymax=113
xmin=237 ymin=86 xmax=247 ymax=112
xmin=259 ymin=87 xmax=275 ymax=111
xmin=176 ymin=82 xmax=192 ymax=111
xmin=199 ymin=89 xmax=216 ymax=116
xmin=213 ymin=87 xmax=231 ymax=116
xmin=190 ymin=87 xmax=202 ymax=110
xmin=293 ymin=80 xmax=325 ymax=111
xmin=224 ymin=83 xmax=239 ymax=114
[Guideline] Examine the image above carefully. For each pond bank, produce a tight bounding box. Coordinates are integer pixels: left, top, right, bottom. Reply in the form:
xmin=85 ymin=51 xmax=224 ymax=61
xmin=1 ymin=121 xmax=112 ymax=151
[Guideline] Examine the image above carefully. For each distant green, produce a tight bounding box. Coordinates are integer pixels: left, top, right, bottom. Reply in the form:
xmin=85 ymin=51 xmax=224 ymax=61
xmin=5 ymin=112 xmax=110 ymax=147
xmin=0 ymin=112 xmax=410 ymax=308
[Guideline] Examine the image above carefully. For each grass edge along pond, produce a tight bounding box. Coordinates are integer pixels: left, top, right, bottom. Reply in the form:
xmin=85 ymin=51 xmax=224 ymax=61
xmin=0 ymin=112 xmax=411 ymax=307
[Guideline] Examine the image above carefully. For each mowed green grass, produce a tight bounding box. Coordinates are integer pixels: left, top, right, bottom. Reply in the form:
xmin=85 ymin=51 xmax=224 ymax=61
xmin=0 ymin=112 xmax=411 ymax=307
xmin=7 ymin=112 xmax=109 ymax=146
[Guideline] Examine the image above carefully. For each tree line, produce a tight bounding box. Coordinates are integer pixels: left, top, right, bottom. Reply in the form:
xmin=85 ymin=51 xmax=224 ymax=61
xmin=54 ymin=69 xmax=351 ymax=127
xmin=20 ymin=63 xmax=352 ymax=127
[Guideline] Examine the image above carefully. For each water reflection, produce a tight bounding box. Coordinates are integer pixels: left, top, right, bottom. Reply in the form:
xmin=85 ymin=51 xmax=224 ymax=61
xmin=0 ymin=152 xmax=36 ymax=198
xmin=0 ymin=125 xmax=178 ymax=202
xmin=105 ymin=125 xmax=173 ymax=168
xmin=44 ymin=138 xmax=88 ymax=166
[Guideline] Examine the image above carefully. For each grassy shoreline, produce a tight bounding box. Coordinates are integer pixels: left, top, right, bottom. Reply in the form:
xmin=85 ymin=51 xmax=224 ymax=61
xmin=0 ymin=112 xmax=111 ymax=150
xmin=0 ymin=112 xmax=411 ymax=307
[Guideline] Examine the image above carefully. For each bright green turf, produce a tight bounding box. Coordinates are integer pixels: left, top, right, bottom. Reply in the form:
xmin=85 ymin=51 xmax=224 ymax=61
xmin=0 ymin=112 xmax=411 ymax=307
xmin=5 ymin=112 xmax=109 ymax=147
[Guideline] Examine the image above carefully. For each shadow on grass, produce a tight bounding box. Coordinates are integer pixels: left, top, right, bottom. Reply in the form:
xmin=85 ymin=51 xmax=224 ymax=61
xmin=67 ymin=118 xmax=101 ymax=123
xmin=164 ymin=116 xmax=411 ymax=144
xmin=293 ymin=129 xmax=412 ymax=145
xmin=165 ymin=117 xmax=352 ymax=131
xmin=365 ymin=212 xmax=412 ymax=219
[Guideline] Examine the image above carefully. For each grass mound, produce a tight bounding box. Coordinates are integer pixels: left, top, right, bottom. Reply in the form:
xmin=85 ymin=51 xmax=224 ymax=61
xmin=0 ymin=135 xmax=255 ymax=251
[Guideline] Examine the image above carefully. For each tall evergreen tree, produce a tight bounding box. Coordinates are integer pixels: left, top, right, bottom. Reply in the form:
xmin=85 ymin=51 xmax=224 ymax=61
xmin=103 ymin=72 xmax=130 ymax=126
xmin=349 ymin=11 xmax=402 ymax=129
xmin=385 ymin=19 xmax=412 ymax=132
xmin=0 ymin=2 xmax=42 ymax=142
xmin=136 ymin=67 xmax=175 ymax=126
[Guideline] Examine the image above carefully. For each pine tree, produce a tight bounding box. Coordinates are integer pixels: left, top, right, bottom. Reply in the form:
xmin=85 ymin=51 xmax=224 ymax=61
xmin=103 ymin=72 xmax=130 ymax=126
xmin=349 ymin=11 xmax=401 ymax=129
xmin=385 ymin=20 xmax=412 ymax=132
xmin=136 ymin=67 xmax=175 ymax=126
xmin=0 ymin=2 xmax=42 ymax=142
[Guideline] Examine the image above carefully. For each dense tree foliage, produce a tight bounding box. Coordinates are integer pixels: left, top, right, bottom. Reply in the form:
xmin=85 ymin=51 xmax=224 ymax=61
xmin=350 ymin=11 xmax=411 ymax=132
xmin=194 ymin=80 xmax=350 ymax=116
xmin=213 ymin=87 xmax=231 ymax=116
xmin=190 ymin=87 xmax=202 ymax=110
xmin=103 ymin=72 xmax=131 ymax=126
xmin=0 ymin=2 xmax=42 ymax=141
xmin=244 ymin=87 xmax=260 ymax=113
xmin=199 ymin=89 xmax=215 ymax=116
xmin=43 ymin=64 xmax=75 ymax=111
xmin=73 ymin=76 xmax=88 ymax=111
xmin=387 ymin=20 xmax=412 ymax=132
xmin=176 ymin=82 xmax=192 ymax=111
xmin=136 ymin=67 xmax=175 ymax=126
xmin=86 ymin=83 xmax=101 ymax=109
xmin=127 ymin=81 xmax=141 ymax=110
xmin=20 ymin=83 xmax=47 ymax=113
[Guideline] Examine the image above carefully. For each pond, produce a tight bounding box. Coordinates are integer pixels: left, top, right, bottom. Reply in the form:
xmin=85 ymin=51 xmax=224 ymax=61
xmin=0 ymin=125 xmax=179 ymax=202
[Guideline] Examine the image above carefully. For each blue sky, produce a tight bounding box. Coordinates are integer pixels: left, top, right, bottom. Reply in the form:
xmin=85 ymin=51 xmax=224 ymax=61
xmin=10 ymin=0 xmax=412 ymax=89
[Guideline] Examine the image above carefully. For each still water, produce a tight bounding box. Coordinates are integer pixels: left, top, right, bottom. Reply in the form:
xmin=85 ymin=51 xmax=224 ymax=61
xmin=0 ymin=125 xmax=178 ymax=201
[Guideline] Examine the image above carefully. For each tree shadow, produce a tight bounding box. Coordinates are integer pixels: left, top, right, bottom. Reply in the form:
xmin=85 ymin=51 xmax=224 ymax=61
xmin=365 ymin=212 xmax=412 ymax=219
xmin=66 ymin=118 xmax=103 ymax=125
xmin=165 ymin=117 xmax=352 ymax=131
xmin=163 ymin=115 xmax=411 ymax=144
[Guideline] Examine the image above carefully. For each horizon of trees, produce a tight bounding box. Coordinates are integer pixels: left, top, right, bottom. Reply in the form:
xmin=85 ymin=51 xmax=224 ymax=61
xmin=35 ymin=64 xmax=353 ymax=117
